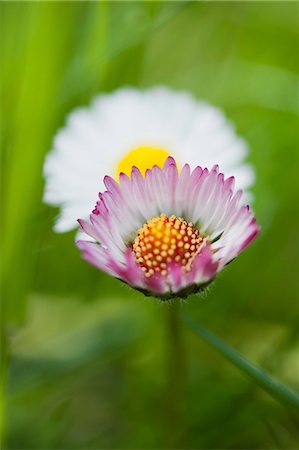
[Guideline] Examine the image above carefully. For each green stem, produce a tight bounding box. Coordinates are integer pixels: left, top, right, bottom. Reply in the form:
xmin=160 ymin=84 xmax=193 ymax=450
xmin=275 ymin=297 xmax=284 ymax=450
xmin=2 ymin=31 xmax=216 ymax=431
xmin=164 ymin=301 xmax=186 ymax=447
xmin=183 ymin=315 xmax=299 ymax=410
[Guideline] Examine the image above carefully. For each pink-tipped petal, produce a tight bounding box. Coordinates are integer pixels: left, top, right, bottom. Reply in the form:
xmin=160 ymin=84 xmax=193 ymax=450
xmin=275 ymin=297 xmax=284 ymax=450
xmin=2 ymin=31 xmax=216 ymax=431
xmin=77 ymin=157 xmax=259 ymax=299
xmin=187 ymin=246 xmax=218 ymax=285
xmin=163 ymin=156 xmax=177 ymax=170
xmin=168 ymin=263 xmax=184 ymax=293
xmin=238 ymin=222 xmax=260 ymax=253
xmin=175 ymin=163 xmax=191 ymax=213
xmin=76 ymin=240 xmax=118 ymax=276
xmin=122 ymin=248 xmax=145 ymax=287
xmin=103 ymin=175 xmax=121 ymax=196
xmin=78 ymin=219 xmax=99 ymax=242
xmin=145 ymin=272 xmax=168 ymax=295
xmin=164 ymin=160 xmax=179 ymax=211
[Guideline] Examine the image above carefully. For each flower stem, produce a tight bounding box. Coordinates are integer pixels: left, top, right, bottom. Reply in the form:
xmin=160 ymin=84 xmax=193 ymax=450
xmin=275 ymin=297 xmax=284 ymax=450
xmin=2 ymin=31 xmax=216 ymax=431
xmin=164 ymin=301 xmax=186 ymax=447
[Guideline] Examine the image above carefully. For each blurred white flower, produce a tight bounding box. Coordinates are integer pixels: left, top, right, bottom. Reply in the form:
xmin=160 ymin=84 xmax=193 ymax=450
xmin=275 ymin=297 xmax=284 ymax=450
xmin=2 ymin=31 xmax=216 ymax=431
xmin=44 ymin=86 xmax=254 ymax=233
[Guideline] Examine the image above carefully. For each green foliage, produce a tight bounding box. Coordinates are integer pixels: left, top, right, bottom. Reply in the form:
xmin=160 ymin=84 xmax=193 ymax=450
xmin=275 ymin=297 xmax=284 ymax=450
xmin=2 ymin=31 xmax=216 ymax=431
xmin=1 ymin=1 xmax=299 ymax=449
xmin=184 ymin=315 xmax=299 ymax=410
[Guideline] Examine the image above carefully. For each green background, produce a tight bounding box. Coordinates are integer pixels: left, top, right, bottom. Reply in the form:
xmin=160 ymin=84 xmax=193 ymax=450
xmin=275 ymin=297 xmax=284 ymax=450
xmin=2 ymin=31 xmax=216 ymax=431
xmin=1 ymin=1 xmax=299 ymax=449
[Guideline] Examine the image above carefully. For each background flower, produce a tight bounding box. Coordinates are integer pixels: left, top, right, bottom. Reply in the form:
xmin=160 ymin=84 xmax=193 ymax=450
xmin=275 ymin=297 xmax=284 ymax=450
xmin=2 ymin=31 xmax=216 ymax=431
xmin=44 ymin=86 xmax=254 ymax=233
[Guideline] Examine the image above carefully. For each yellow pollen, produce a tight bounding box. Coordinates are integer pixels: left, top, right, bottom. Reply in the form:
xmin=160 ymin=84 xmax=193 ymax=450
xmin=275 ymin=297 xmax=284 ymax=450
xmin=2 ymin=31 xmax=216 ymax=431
xmin=117 ymin=146 xmax=170 ymax=178
xmin=132 ymin=213 xmax=204 ymax=278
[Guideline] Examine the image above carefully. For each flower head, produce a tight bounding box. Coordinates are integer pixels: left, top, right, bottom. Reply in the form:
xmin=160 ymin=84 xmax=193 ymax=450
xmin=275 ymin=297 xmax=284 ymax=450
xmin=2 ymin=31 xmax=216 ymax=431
xmin=44 ymin=87 xmax=254 ymax=234
xmin=77 ymin=157 xmax=259 ymax=299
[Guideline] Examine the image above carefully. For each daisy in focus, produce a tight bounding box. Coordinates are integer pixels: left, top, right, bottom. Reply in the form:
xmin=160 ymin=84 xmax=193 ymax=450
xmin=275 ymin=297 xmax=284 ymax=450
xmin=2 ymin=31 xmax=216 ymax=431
xmin=43 ymin=86 xmax=255 ymax=234
xmin=77 ymin=158 xmax=259 ymax=299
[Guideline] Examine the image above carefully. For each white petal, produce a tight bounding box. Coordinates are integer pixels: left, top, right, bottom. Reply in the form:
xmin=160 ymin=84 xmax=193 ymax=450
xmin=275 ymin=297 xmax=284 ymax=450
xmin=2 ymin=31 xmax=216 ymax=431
xmin=43 ymin=86 xmax=255 ymax=233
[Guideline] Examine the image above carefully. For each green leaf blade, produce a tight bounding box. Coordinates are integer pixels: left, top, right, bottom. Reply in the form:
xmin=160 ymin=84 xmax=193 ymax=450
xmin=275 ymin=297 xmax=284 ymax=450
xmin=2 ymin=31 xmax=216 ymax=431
xmin=184 ymin=315 xmax=299 ymax=410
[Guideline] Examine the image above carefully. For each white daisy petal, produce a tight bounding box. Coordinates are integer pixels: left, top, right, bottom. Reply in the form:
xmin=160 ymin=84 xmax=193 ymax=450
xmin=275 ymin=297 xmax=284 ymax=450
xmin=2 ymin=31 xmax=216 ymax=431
xmin=43 ymin=86 xmax=254 ymax=233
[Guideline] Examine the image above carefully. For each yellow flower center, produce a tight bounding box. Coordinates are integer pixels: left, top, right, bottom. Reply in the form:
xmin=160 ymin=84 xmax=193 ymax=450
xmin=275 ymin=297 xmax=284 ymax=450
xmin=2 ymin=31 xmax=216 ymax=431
xmin=116 ymin=145 xmax=170 ymax=177
xmin=133 ymin=214 xmax=204 ymax=278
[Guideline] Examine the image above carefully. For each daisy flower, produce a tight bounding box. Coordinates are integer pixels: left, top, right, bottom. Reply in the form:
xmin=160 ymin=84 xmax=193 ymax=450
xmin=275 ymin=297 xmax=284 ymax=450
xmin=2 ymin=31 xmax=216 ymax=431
xmin=43 ymin=86 xmax=254 ymax=234
xmin=77 ymin=158 xmax=259 ymax=299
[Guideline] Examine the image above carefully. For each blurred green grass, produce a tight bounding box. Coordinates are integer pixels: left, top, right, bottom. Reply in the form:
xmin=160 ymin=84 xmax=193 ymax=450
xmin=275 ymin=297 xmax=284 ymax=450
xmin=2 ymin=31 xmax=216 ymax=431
xmin=1 ymin=1 xmax=299 ymax=449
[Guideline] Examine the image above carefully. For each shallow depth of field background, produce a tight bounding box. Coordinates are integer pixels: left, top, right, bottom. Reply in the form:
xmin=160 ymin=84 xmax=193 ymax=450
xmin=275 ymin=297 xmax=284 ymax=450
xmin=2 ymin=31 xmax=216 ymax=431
xmin=1 ymin=2 xmax=299 ymax=449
